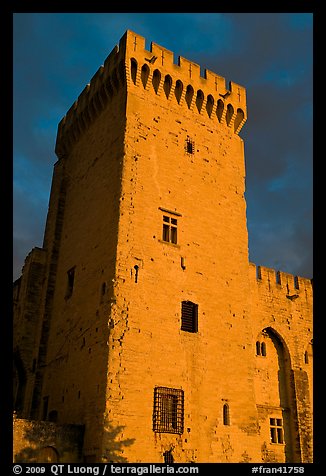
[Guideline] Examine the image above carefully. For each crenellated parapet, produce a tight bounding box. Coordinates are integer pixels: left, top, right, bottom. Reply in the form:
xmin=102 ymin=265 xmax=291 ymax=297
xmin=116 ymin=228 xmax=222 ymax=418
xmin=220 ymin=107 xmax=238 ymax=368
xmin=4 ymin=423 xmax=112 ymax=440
xmin=55 ymin=30 xmax=247 ymax=158
xmin=249 ymin=262 xmax=313 ymax=299
xmin=124 ymin=30 xmax=247 ymax=134
xmin=55 ymin=39 xmax=127 ymax=158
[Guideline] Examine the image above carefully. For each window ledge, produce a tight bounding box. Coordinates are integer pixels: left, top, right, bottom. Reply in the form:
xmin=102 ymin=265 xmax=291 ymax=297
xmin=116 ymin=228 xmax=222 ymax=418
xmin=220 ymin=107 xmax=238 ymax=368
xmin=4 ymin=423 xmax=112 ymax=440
xmin=158 ymin=239 xmax=180 ymax=249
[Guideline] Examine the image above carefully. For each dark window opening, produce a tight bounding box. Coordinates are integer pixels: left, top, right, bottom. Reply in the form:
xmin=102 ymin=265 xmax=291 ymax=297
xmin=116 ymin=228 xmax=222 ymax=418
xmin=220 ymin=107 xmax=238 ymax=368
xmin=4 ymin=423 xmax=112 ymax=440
xmin=256 ymin=341 xmax=261 ymax=356
xmin=276 ymin=271 xmax=281 ymax=285
xmin=134 ymin=265 xmax=139 ymax=283
xmin=163 ymin=449 xmax=174 ymax=464
xmin=304 ymin=350 xmax=309 ymax=364
xmin=42 ymin=396 xmax=49 ymax=421
xmin=294 ymin=276 xmax=300 ymax=290
xmin=66 ymin=267 xmax=75 ymax=299
xmin=101 ymin=282 xmax=106 ymax=297
xmin=153 ymin=387 xmax=184 ymax=434
xmin=256 ymin=341 xmax=267 ymax=357
xmin=162 ymin=215 xmax=178 ymax=244
xmin=223 ymin=403 xmax=230 ymax=426
xmin=181 ymin=301 xmax=198 ymax=333
xmin=185 ymin=137 xmax=195 ymax=155
xmin=270 ymin=418 xmax=284 ymax=444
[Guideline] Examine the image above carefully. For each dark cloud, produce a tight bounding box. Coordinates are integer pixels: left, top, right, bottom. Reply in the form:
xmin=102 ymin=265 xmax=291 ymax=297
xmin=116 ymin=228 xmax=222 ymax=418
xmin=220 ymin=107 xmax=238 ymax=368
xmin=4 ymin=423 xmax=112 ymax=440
xmin=13 ymin=13 xmax=313 ymax=280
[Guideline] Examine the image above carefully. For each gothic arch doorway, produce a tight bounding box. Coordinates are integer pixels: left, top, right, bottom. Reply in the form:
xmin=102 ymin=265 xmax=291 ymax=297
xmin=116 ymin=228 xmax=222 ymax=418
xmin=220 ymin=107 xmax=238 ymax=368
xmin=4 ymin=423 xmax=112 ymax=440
xmin=254 ymin=327 xmax=300 ymax=462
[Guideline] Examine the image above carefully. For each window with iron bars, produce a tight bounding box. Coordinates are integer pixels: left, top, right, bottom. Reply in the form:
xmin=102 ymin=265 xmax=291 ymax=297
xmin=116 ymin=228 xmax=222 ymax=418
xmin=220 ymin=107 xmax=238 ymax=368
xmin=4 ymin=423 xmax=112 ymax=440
xmin=153 ymin=387 xmax=184 ymax=434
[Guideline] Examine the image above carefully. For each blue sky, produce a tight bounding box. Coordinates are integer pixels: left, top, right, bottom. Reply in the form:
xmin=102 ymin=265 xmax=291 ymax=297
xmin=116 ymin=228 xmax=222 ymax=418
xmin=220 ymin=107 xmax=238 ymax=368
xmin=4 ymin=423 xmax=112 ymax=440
xmin=13 ymin=13 xmax=313 ymax=280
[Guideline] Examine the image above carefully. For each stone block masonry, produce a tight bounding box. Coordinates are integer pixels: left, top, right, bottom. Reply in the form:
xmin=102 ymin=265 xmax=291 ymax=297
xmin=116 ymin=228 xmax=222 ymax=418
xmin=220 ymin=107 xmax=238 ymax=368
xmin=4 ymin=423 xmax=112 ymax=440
xmin=13 ymin=30 xmax=312 ymax=464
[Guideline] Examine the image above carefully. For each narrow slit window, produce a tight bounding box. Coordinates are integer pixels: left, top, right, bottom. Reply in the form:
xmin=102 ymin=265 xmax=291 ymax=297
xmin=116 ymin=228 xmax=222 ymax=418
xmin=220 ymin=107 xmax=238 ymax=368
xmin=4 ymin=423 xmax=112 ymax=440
xmin=181 ymin=301 xmax=198 ymax=333
xmin=304 ymin=350 xmax=309 ymax=364
xmin=163 ymin=450 xmax=174 ymax=464
xmin=256 ymin=341 xmax=261 ymax=356
xmin=223 ymin=403 xmax=230 ymax=425
xmin=66 ymin=267 xmax=75 ymax=298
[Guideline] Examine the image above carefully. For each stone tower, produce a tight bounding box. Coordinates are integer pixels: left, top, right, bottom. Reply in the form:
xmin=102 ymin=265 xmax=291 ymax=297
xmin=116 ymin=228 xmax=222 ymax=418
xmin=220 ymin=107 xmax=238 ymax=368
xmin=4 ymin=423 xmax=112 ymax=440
xmin=13 ymin=30 xmax=313 ymax=463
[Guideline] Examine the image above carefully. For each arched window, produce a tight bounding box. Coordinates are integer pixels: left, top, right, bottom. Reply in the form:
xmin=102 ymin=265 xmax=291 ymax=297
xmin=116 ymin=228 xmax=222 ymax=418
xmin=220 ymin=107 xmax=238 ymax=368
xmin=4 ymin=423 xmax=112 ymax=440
xmin=256 ymin=341 xmax=261 ymax=356
xmin=223 ymin=403 xmax=230 ymax=425
xmin=185 ymin=85 xmax=194 ymax=109
xmin=174 ymin=80 xmax=183 ymax=104
xmin=261 ymin=342 xmax=267 ymax=357
xmin=216 ymin=99 xmax=224 ymax=122
xmin=196 ymin=90 xmax=204 ymax=113
xmin=206 ymin=95 xmax=214 ymax=117
xmin=141 ymin=64 xmax=150 ymax=89
xmin=152 ymin=69 xmax=161 ymax=94
xmin=163 ymin=75 xmax=172 ymax=99
xmin=130 ymin=58 xmax=137 ymax=85
xmin=226 ymin=103 xmax=234 ymax=126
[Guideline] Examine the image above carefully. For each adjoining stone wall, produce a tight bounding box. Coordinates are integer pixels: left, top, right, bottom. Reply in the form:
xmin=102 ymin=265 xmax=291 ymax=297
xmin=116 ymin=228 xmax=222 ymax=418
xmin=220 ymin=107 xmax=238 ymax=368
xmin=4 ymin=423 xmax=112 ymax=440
xmin=13 ymin=416 xmax=84 ymax=463
xmin=13 ymin=248 xmax=46 ymax=418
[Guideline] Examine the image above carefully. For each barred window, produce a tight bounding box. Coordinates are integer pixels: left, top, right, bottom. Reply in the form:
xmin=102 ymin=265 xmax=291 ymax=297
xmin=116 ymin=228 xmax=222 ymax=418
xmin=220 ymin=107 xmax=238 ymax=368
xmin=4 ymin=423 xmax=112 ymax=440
xmin=270 ymin=418 xmax=284 ymax=444
xmin=181 ymin=301 xmax=198 ymax=333
xmin=153 ymin=387 xmax=184 ymax=434
xmin=185 ymin=137 xmax=195 ymax=154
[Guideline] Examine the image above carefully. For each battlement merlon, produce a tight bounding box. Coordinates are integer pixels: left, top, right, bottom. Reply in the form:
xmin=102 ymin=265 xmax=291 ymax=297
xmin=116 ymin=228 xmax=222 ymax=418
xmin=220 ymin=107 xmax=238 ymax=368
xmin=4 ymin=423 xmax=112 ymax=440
xmin=55 ymin=29 xmax=247 ymax=158
xmin=123 ymin=30 xmax=247 ymax=108
xmin=249 ymin=262 xmax=313 ymax=296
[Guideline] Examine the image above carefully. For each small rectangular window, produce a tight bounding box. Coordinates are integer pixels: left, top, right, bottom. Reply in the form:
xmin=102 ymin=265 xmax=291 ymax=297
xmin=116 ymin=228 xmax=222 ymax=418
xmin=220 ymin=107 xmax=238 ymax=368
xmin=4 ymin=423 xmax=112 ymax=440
xmin=185 ymin=137 xmax=195 ymax=154
xmin=181 ymin=301 xmax=198 ymax=333
xmin=270 ymin=417 xmax=284 ymax=444
xmin=153 ymin=387 xmax=184 ymax=434
xmin=162 ymin=215 xmax=178 ymax=244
